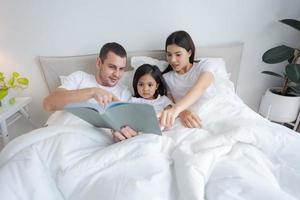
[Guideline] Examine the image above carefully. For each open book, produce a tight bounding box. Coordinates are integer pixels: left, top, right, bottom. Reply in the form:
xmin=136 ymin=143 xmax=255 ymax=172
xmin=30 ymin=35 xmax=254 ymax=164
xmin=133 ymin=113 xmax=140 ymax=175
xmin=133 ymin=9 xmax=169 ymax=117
xmin=64 ymin=101 xmax=162 ymax=135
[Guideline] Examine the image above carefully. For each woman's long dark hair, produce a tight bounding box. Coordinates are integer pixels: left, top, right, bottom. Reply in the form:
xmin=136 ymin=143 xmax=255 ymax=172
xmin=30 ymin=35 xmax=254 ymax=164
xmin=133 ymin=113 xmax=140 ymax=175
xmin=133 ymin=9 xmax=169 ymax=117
xmin=163 ymin=30 xmax=196 ymax=74
xmin=132 ymin=64 xmax=168 ymax=98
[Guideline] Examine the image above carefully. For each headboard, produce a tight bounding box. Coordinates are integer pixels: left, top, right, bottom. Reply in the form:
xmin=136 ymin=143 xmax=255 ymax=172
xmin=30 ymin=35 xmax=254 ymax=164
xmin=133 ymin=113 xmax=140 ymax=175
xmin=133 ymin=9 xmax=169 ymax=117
xmin=39 ymin=43 xmax=243 ymax=93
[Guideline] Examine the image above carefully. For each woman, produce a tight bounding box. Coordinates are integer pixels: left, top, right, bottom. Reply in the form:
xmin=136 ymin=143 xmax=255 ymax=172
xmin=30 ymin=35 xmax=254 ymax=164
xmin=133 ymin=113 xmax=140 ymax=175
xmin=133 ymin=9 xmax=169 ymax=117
xmin=159 ymin=30 xmax=222 ymax=129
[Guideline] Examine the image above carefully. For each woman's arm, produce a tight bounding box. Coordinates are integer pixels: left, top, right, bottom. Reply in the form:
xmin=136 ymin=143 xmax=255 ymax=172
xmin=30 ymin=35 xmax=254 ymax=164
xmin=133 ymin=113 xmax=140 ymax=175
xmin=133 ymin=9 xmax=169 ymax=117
xmin=159 ymin=71 xmax=214 ymax=128
xmin=175 ymin=71 xmax=214 ymax=112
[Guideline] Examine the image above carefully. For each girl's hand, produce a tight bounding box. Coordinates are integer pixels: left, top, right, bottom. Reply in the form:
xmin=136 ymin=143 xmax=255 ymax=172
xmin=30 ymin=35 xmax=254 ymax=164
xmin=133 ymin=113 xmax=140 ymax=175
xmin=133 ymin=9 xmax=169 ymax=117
xmin=158 ymin=106 xmax=180 ymax=129
xmin=179 ymin=109 xmax=202 ymax=128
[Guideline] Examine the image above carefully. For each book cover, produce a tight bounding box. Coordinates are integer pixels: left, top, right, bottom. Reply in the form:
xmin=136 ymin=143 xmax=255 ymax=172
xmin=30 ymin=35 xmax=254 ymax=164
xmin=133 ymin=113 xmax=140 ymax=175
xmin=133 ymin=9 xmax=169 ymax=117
xmin=64 ymin=101 xmax=162 ymax=135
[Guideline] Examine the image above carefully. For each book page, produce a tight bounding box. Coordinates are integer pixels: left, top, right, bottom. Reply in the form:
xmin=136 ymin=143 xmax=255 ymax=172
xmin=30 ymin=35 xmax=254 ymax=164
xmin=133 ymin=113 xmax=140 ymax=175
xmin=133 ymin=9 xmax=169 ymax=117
xmin=105 ymin=103 xmax=162 ymax=135
xmin=64 ymin=102 xmax=162 ymax=135
xmin=65 ymin=102 xmax=105 ymax=113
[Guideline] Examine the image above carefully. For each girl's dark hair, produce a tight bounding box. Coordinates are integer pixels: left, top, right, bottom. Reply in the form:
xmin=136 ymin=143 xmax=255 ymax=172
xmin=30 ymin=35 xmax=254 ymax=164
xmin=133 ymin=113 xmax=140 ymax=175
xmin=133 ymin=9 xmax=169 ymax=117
xmin=163 ymin=30 xmax=196 ymax=74
xmin=132 ymin=64 xmax=168 ymax=98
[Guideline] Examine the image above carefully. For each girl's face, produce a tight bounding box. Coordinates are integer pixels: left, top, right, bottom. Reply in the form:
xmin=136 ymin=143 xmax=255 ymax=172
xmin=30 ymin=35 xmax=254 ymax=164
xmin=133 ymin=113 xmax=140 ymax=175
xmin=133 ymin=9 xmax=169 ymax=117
xmin=166 ymin=44 xmax=192 ymax=74
xmin=137 ymin=74 xmax=159 ymax=100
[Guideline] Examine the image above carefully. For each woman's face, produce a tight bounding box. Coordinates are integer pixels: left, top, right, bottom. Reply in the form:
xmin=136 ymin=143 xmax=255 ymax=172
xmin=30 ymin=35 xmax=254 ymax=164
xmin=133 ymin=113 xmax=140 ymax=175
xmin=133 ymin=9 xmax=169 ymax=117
xmin=166 ymin=44 xmax=192 ymax=74
xmin=137 ymin=74 xmax=159 ymax=100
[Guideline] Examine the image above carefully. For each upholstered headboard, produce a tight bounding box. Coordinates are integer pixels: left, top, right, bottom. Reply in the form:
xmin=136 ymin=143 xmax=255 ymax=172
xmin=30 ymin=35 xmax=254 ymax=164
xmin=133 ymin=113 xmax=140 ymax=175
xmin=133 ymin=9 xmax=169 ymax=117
xmin=39 ymin=43 xmax=243 ymax=92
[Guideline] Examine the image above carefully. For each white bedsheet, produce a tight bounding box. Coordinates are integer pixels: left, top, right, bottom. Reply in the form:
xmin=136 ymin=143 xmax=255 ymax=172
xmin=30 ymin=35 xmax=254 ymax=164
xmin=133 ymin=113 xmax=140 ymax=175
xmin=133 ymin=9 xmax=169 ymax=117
xmin=1 ymin=86 xmax=300 ymax=200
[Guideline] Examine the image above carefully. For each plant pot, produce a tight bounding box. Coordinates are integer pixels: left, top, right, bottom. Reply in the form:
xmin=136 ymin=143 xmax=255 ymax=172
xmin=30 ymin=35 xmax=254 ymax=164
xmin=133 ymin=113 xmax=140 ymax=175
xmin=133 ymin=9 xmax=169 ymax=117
xmin=0 ymin=89 xmax=16 ymax=107
xmin=259 ymin=87 xmax=300 ymax=123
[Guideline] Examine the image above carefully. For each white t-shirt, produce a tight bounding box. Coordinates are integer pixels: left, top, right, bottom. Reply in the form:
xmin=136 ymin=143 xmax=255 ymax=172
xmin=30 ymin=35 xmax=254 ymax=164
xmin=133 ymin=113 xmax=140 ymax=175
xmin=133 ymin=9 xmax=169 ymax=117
xmin=129 ymin=95 xmax=173 ymax=113
xmin=59 ymin=71 xmax=131 ymax=102
xmin=163 ymin=58 xmax=227 ymax=108
xmin=46 ymin=71 xmax=132 ymax=126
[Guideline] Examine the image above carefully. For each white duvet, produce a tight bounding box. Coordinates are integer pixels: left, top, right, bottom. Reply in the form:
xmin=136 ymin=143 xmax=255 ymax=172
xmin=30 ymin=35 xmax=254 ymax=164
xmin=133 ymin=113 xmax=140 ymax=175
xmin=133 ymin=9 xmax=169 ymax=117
xmin=1 ymin=83 xmax=300 ymax=200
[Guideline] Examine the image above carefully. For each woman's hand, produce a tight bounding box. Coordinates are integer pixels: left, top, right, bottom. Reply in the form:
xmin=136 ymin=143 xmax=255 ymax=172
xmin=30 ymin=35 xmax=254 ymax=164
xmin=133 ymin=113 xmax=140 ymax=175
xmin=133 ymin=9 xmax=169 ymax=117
xmin=179 ymin=109 xmax=202 ymax=128
xmin=111 ymin=126 xmax=138 ymax=142
xmin=158 ymin=106 xmax=180 ymax=129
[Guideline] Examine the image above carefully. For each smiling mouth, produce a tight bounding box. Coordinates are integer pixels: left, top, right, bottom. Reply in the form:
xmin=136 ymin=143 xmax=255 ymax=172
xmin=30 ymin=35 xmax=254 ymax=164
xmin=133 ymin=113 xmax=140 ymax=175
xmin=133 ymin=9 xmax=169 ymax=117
xmin=110 ymin=78 xmax=118 ymax=82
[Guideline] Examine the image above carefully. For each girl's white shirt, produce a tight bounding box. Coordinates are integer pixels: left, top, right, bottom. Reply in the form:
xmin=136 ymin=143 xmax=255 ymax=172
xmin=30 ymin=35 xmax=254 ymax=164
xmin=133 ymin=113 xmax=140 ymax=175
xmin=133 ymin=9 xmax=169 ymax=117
xmin=129 ymin=95 xmax=173 ymax=113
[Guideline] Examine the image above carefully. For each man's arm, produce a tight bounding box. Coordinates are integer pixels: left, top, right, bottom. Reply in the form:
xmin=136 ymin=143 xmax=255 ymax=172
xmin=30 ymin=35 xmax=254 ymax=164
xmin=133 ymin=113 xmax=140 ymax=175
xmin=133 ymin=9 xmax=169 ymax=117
xmin=43 ymin=87 xmax=119 ymax=111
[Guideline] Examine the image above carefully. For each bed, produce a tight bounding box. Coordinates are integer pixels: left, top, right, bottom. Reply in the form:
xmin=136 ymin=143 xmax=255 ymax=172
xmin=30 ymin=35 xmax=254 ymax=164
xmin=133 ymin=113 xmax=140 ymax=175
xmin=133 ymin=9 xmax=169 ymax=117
xmin=1 ymin=43 xmax=300 ymax=200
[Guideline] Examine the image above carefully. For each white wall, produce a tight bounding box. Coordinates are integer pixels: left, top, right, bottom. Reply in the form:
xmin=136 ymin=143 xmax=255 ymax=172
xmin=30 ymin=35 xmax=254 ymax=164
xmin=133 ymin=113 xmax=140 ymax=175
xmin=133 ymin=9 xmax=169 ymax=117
xmin=0 ymin=0 xmax=300 ymax=134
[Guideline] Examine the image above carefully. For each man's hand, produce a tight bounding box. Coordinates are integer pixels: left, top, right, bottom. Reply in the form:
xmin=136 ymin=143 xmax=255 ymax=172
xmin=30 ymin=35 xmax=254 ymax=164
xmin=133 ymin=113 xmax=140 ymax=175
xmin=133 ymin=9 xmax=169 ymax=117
xmin=178 ymin=109 xmax=202 ymax=128
xmin=92 ymin=88 xmax=119 ymax=106
xmin=111 ymin=126 xmax=138 ymax=142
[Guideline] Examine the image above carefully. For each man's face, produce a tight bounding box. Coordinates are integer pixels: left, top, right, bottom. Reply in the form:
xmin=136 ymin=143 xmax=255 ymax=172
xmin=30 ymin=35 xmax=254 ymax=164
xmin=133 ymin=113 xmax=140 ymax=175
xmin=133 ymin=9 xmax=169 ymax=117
xmin=96 ymin=51 xmax=127 ymax=87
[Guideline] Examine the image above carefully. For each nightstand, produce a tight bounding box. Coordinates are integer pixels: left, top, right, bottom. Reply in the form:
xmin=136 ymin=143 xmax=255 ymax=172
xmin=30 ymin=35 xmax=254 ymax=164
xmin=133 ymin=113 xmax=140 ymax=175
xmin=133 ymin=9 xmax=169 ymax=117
xmin=284 ymin=112 xmax=300 ymax=132
xmin=0 ymin=97 xmax=33 ymax=145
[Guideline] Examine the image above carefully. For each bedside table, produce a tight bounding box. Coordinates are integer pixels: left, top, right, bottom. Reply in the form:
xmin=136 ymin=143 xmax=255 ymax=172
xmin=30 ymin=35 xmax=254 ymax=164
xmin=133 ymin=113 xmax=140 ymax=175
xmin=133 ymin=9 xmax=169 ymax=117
xmin=0 ymin=97 xmax=33 ymax=145
xmin=285 ymin=111 xmax=300 ymax=132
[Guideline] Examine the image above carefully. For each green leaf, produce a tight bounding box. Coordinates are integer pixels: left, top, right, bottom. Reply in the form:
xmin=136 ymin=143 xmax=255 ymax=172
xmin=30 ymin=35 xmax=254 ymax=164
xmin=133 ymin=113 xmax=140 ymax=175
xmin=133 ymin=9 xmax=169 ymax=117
xmin=262 ymin=45 xmax=295 ymax=64
xmin=286 ymin=64 xmax=300 ymax=83
xmin=290 ymin=83 xmax=300 ymax=92
xmin=16 ymin=77 xmax=29 ymax=86
xmin=0 ymin=89 xmax=8 ymax=100
xmin=287 ymin=85 xmax=300 ymax=96
xmin=280 ymin=19 xmax=300 ymax=32
xmin=261 ymin=71 xmax=284 ymax=78
xmin=9 ymin=97 xmax=15 ymax=105
xmin=0 ymin=72 xmax=3 ymax=79
xmin=287 ymin=91 xmax=300 ymax=96
xmin=288 ymin=55 xmax=295 ymax=63
xmin=12 ymin=72 xmax=20 ymax=78
xmin=0 ymin=82 xmax=6 ymax=89
xmin=7 ymin=77 xmax=15 ymax=87
xmin=289 ymin=85 xmax=300 ymax=93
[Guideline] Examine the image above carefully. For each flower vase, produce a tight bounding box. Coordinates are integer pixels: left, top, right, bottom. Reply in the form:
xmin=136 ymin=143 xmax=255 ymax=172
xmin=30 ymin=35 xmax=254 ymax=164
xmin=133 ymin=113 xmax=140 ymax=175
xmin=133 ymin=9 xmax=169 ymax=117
xmin=0 ymin=89 xmax=16 ymax=107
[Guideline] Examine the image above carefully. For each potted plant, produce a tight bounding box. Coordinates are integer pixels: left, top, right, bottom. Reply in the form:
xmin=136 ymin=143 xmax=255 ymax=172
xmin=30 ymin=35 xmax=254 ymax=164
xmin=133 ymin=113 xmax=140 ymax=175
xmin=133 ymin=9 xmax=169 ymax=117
xmin=0 ymin=72 xmax=29 ymax=107
xmin=259 ymin=19 xmax=300 ymax=123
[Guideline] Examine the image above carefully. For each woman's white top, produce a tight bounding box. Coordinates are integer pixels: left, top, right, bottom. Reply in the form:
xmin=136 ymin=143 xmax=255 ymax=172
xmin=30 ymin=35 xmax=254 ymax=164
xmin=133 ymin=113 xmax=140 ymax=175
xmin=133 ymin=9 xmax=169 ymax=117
xmin=163 ymin=58 xmax=228 ymax=108
xmin=130 ymin=95 xmax=173 ymax=113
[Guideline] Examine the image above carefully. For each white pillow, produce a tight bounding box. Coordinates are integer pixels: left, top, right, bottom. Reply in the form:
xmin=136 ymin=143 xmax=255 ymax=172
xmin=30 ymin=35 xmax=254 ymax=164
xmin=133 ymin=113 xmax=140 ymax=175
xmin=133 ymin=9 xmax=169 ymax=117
xmin=131 ymin=56 xmax=169 ymax=72
xmin=199 ymin=57 xmax=230 ymax=79
xmin=131 ymin=56 xmax=230 ymax=78
xmin=59 ymin=75 xmax=67 ymax=81
xmin=119 ymin=70 xmax=134 ymax=93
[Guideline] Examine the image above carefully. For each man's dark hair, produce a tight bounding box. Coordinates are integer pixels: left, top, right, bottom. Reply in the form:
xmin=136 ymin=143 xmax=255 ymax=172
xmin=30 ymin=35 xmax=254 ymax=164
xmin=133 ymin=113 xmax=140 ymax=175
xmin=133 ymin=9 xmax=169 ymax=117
xmin=99 ymin=42 xmax=127 ymax=62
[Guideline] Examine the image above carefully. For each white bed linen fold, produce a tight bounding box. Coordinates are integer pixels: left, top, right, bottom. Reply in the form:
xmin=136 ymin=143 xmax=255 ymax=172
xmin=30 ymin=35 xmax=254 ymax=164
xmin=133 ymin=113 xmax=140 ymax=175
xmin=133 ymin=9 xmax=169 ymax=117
xmin=1 ymin=82 xmax=300 ymax=200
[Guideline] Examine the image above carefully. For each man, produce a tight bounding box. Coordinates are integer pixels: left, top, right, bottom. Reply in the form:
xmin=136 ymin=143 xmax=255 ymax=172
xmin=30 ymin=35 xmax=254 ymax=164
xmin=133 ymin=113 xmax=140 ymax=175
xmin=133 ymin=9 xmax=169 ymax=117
xmin=43 ymin=42 xmax=137 ymax=142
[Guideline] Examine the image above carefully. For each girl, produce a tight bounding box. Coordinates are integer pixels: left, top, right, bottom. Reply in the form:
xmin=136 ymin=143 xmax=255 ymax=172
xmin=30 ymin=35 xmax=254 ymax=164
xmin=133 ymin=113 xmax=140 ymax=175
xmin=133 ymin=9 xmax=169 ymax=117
xmin=130 ymin=64 xmax=173 ymax=113
xmin=159 ymin=30 xmax=222 ymax=129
